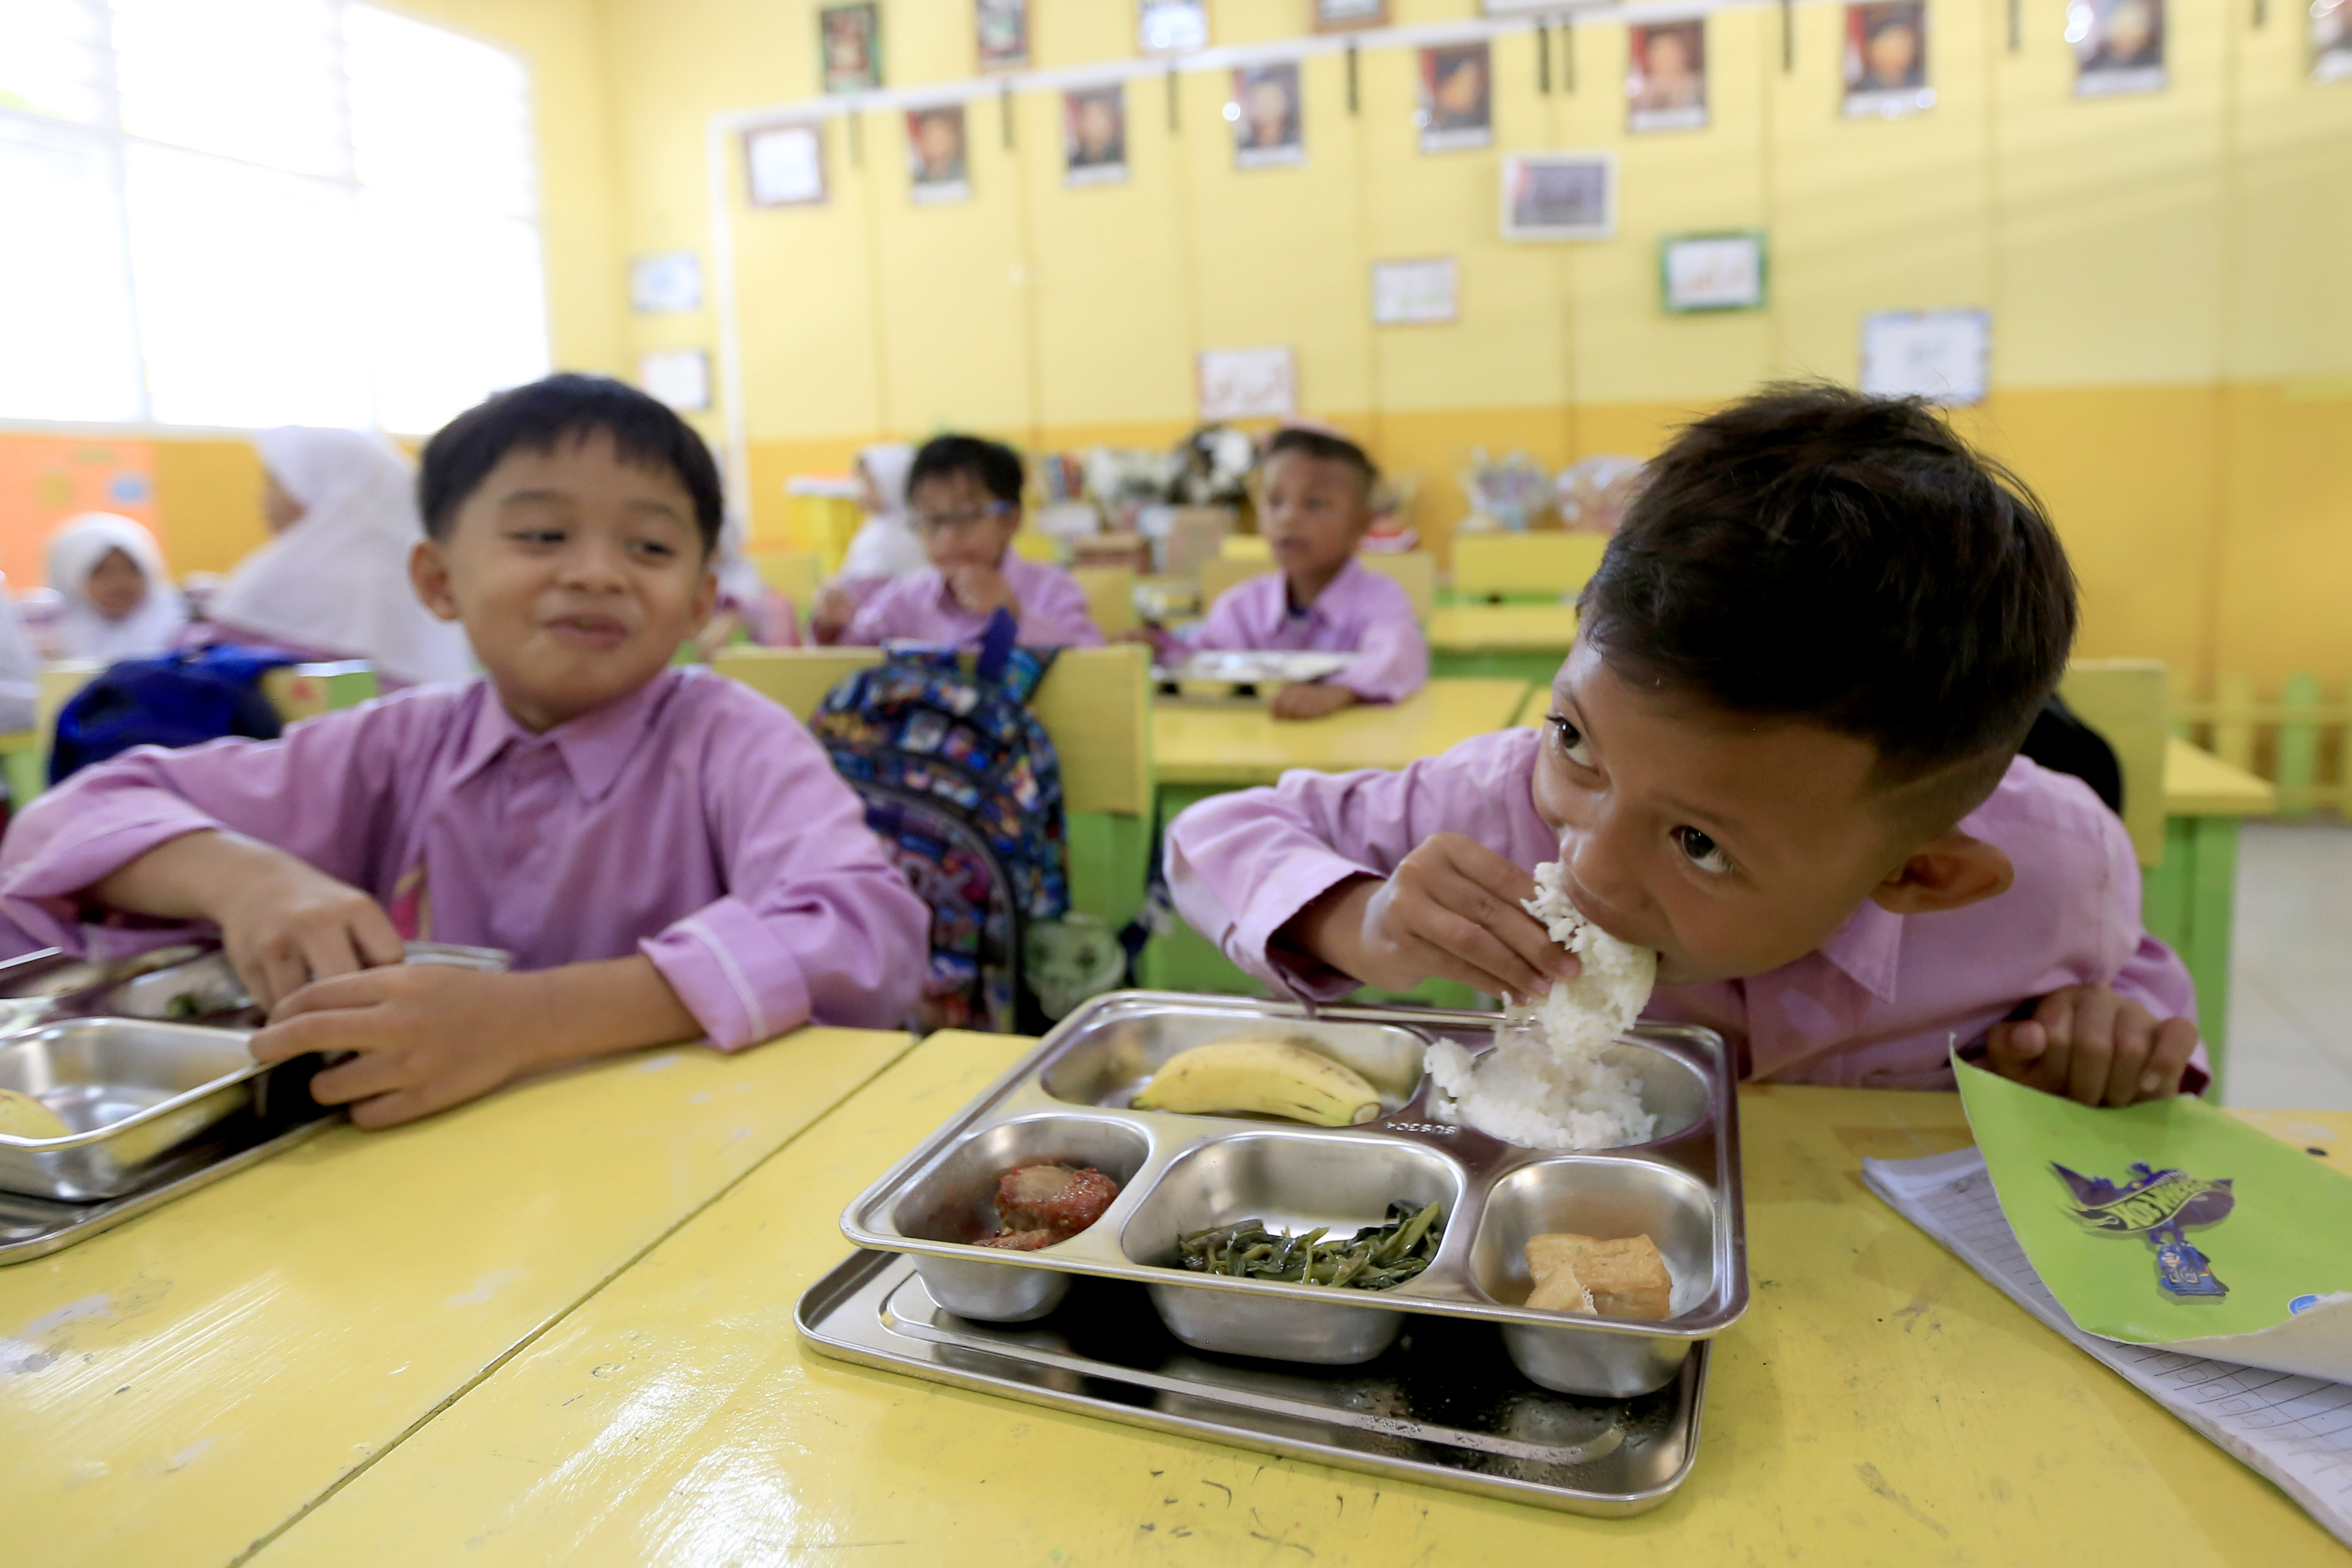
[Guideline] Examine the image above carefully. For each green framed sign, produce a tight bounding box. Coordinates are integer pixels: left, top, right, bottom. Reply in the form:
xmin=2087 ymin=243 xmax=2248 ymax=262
xmin=1659 ymin=230 xmax=1767 ymax=313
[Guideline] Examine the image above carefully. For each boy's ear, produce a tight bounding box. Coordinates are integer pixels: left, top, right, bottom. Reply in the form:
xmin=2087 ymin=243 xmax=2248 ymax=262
xmin=691 ymin=561 xmax=721 ymax=627
xmin=1869 ymin=828 xmax=2014 ymax=916
xmin=410 ymin=538 xmax=462 ymax=622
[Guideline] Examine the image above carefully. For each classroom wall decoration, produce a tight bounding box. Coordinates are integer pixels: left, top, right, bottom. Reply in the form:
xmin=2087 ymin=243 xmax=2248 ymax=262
xmin=640 ymin=348 xmax=712 ymax=413
xmin=0 ymin=437 xmax=156 ymax=589
xmin=744 ymin=122 xmax=826 ymax=207
xmin=1371 ymin=257 xmax=1459 ymax=326
xmin=1197 ymin=346 xmax=1296 ymax=420
xmin=1660 ymin=232 xmax=1766 ymax=313
xmin=628 ymin=252 xmax=702 ymax=314
xmin=975 ymin=0 xmax=1027 ymax=71
xmin=2313 ymin=0 xmax=2352 ymax=80
xmin=1064 ymin=86 xmax=1128 ymax=186
xmin=819 ymin=3 xmax=882 ymax=93
xmin=1859 ymin=308 xmax=1990 ymax=405
xmin=1314 ymin=0 xmax=1389 ymax=30
xmin=1138 ymin=0 xmax=1208 ymax=56
xmin=1231 ymin=63 xmax=1305 ymax=169
xmin=1417 ymin=44 xmax=1493 ymax=153
xmin=1627 ymin=21 xmax=1708 ymax=133
xmin=1500 ymin=151 xmax=1615 ymax=241
xmin=907 ymin=104 xmax=971 ymax=202
xmin=2071 ymin=0 xmax=2164 ymax=96
xmin=1843 ymin=1 xmax=1933 ymax=118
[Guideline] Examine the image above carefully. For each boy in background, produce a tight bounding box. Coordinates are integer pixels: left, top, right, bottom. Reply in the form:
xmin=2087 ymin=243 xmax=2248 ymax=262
xmin=1169 ymin=386 xmax=2201 ymax=1105
xmin=0 ymin=374 xmax=930 ymax=1127
xmin=1170 ymin=427 xmax=1428 ymax=721
xmin=816 ymin=434 xmax=1103 ymax=650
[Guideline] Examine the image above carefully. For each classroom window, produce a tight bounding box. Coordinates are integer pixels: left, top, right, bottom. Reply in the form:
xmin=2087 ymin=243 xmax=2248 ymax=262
xmin=0 ymin=0 xmax=548 ymax=433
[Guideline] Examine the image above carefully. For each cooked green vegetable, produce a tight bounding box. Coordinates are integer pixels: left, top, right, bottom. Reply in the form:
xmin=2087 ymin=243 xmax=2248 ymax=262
xmin=1175 ymin=1199 xmax=1443 ymax=1290
xmin=165 ymin=993 xmax=206 ymax=1019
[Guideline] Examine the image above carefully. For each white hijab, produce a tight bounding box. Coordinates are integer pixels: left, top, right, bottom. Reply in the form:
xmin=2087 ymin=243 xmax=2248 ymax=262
xmin=834 ymin=442 xmax=926 ymax=581
xmin=217 ymin=428 xmax=474 ymax=687
xmin=45 ymin=513 xmax=188 ymax=664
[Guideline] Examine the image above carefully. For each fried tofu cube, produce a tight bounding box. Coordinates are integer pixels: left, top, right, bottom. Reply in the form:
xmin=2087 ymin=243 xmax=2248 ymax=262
xmin=1525 ymin=1232 xmax=1673 ymax=1321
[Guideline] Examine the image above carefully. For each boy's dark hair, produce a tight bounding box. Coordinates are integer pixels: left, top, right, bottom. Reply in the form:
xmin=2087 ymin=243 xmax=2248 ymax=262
xmin=909 ymin=434 xmax=1025 ymax=509
xmin=1579 ymin=383 xmax=2077 ymax=825
xmin=418 ymin=374 xmax=724 ymax=554
xmin=1264 ymin=426 xmax=1378 ymax=492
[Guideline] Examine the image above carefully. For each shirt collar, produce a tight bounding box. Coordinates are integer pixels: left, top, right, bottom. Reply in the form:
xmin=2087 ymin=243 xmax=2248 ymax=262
xmin=1286 ymin=556 xmax=1364 ymax=621
xmin=447 ymin=669 xmax=681 ymax=803
xmin=1813 ymin=896 xmax=1904 ymax=1003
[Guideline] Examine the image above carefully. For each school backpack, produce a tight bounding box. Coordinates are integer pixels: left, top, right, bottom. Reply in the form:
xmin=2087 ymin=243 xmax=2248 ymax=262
xmin=50 ymin=646 xmax=300 ymax=785
xmin=812 ymin=609 xmax=1070 ymax=1035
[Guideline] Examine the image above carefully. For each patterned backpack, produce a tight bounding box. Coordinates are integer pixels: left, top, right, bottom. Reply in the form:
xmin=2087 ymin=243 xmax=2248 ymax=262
xmin=812 ymin=610 xmax=1069 ymax=1034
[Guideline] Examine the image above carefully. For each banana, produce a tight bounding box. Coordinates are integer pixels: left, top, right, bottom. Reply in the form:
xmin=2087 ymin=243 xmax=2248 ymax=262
xmin=0 ymin=1088 xmax=70 ymax=1140
xmin=1130 ymin=1038 xmax=1383 ymax=1126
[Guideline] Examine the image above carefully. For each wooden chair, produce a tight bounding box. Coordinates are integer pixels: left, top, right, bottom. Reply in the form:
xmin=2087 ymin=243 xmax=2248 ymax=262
xmin=2057 ymin=659 xmax=2168 ymax=868
xmin=1360 ymin=551 xmax=1436 ymax=621
xmin=1449 ymin=532 xmax=1609 ymax=604
xmin=1217 ymin=535 xmax=1272 ymax=563
xmin=1071 ymin=566 xmax=1137 ymax=639
xmin=714 ymin=643 xmax=1156 ymax=929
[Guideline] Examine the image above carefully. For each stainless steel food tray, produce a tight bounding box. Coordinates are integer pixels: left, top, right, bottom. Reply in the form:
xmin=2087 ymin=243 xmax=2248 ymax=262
xmin=840 ymin=991 xmax=1746 ymax=1397
xmin=797 ymin=1248 xmax=1708 ymax=1517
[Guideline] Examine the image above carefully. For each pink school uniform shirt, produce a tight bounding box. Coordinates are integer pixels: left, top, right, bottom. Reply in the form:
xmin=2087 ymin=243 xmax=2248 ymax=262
xmin=1177 ymin=559 xmax=1429 ymax=704
xmin=842 ymin=556 xmax=1104 ymax=649
xmin=0 ymin=669 xmax=931 ymax=1049
xmin=1166 ymin=728 xmax=2202 ymax=1090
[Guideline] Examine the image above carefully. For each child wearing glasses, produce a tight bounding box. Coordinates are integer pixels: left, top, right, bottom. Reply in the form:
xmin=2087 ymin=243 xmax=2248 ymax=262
xmin=812 ymin=435 xmax=1103 ymax=649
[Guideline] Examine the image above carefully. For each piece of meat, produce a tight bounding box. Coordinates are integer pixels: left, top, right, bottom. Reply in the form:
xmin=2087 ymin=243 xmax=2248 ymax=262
xmin=994 ymin=1164 xmax=1120 ymax=1238
xmin=974 ymin=1228 xmax=1059 ymax=1251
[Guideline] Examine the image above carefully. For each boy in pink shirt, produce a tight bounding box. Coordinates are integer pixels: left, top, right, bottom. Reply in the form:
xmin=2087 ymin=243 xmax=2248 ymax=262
xmin=813 ymin=434 xmax=1102 ymax=651
xmin=1169 ymin=386 xmax=2203 ymax=1106
xmin=0 ymin=374 xmax=930 ymax=1127
xmin=1167 ymin=428 xmax=1428 ymax=719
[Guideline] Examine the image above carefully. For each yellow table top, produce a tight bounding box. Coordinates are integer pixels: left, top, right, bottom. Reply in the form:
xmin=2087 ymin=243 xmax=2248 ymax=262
xmin=1153 ymin=677 xmax=1529 ymax=787
xmin=3 ymin=1025 xmax=913 ymax=1568
xmin=256 ymin=1031 xmax=2350 ymax=1568
xmin=1426 ymin=603 xmax=1580 ymax=653
xmin=2164 ymin=734 xmax=2279 ymax=817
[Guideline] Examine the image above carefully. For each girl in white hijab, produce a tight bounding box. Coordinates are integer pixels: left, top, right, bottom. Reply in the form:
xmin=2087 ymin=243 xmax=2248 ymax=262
xmin=211 ymin=428 xmax=474 ymax=688
xmin=44 ymin=513 xmax=188 ymax=664
xmin=810 ymin=442 xmax=923 ymax=638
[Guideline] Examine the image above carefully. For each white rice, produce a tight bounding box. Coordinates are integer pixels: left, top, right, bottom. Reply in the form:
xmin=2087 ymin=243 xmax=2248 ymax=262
xmin=1425 ymin=860 xmax=1660 ymax=1151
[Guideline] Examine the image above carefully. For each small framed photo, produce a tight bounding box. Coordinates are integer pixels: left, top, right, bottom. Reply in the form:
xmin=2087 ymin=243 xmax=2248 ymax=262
xmin=1138 ymin=0 xmax=1208 ymax=55
xmin=640 ymin=348 xmax=711 ymax=413
xmin=1064 ymin=85 xmax=1128 ymax=186
xmin=744 ymin=122 xmax=826 ymax=207
xmin=2317 ymin=0 xmax=2352 ymax=79
xmin=1628 ymin=21 xmax=1708 ymax=133
xmin=1314 ymin=0 xmax=1388 ymax=30
xmin=1231 ymin=61 xmax=1305 ymax=170
xmin=976 ymin=0 xmax=1027 ymax=71
xmin=1660 ymin=232 xmax=1766 ymax=313
xmin=1844 ymin=0 xmax=1933 ymax=118
xmin=1371 ymin=257 xmax=1459 ymax=326
xmin=819 ymin=2 xmax=882 ymax=94
xmin=629 ymin=252 xmax=702 ymax=314
xmin=1859 ymin=308 xmax=1990 ymax=406
xmin=907 ymin=104 xmax=970 ymax=203
xmin=1500 ymin=151 xmax=1615 ymax=241
xmin=1198 ymin=346 xmax=1297 ymax=420
xmin=2072 ymin=0 xmax=2164 ymax=97
xmin=1417 ymin=43 xmax=1493 ymax=153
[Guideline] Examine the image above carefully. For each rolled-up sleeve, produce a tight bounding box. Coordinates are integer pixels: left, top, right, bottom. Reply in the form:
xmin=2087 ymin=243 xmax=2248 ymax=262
xmin=639 ymin=712 xmax=927 ymax=1046
xmin=1328 ymin=612 xmax=1430 ymax=705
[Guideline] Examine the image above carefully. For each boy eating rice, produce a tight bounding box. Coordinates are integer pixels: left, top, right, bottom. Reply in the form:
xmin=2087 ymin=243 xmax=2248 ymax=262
xmin=0 ymin=375 xmax=930 ymax=1127
xmin=1168 ymin=385 xmax=2203 ymax=1105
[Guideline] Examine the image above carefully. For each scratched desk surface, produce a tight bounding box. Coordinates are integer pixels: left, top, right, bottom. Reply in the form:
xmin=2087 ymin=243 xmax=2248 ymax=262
xmin=0 ymin=1026 xmax=914 ymax=1568
xmin=254 ymin=1031 xmax=2349 ymax=1568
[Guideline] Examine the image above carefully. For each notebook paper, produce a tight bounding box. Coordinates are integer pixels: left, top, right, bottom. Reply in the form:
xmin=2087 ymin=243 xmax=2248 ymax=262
xmin=1864 ymin=1146 xmax=2352 ymax=1548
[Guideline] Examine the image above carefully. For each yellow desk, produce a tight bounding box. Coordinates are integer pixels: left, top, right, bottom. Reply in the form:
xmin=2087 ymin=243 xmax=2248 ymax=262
xmin=255 ymin=1030 xmax=2350 ymax=1567
xmin=1152 ymin=677 xmax=1528 ymax=788
xmin=1427 ymin=605 xmax=1579 ymax=684
xmin=2 ymin=1026 xmax=913 ymax=1568
xmin=2164 ymin=733 xmax=2279 ymax=816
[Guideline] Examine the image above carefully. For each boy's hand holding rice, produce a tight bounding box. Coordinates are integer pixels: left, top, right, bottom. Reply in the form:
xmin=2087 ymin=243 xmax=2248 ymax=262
xmin=1296 ymin=832 xmax=1580 ymax=1003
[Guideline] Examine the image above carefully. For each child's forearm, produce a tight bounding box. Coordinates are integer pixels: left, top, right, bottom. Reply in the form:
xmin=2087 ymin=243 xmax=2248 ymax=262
xmin=87 ymin=828 xmax=282 ymax=921
xmin=505 ymin=955 xmax=703 ymax=1071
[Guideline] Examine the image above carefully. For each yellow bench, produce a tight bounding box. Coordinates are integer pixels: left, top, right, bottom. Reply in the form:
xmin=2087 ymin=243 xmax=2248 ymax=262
xmin=1448 ymin=530 xmax=1608 ymax=604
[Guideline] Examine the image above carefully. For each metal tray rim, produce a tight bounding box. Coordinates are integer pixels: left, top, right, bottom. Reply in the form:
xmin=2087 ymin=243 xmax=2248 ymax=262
xmin=0 ymin=1017 xmax=263 ymax=1150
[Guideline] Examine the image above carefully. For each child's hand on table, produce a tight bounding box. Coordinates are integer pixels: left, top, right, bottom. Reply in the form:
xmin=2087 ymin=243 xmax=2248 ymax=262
xmin=252 ymin=967 xmax=553 ymax=1129
xmin=1983 ymin=984 xmax=2201 ymax=1106
xmin=1292 ymin=833 xmax=1580 ymax=1003
xmin=211 ymin=855 xmax=406 ymax=1010
xmin=1270 ymin=683 xmax=1358 ymax=722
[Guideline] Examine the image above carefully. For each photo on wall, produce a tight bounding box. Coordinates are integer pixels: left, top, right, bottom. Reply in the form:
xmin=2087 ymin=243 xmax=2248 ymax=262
xmin=1843 ymin=1 xmax=1934 ymax=118
xmin=906 ymin=104 xmax=970 ymax=204
xmin=2071 ymin=0 xmax=2163 ymax=96
xmin=1139 ymin=0 xmax=1209 ymax=55
xmin=1231 ymin=61 xmax=1305 ymax=169
xmin=1314 ymin=0 xmax=1389 ymax=30
xmin=744 ymin=121 xmax=827 ymax=207
xmin=2313 ymin=0 xmax=2352 ymax=80
xmin=819 ymin=2 xmax=881 ymax=93
xmin=1064 ymin=85 xmax=1128 ymax=186
xmin=1500 ymin=151 xmax=1616 ymax=241
xmin=976 ymin=0 xmax=1027 ymax=71
xmin=1627 ymin=21 xmax=1708 ymax=133
xmin=1417 ymin=43 xmax=1493 ymax=152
